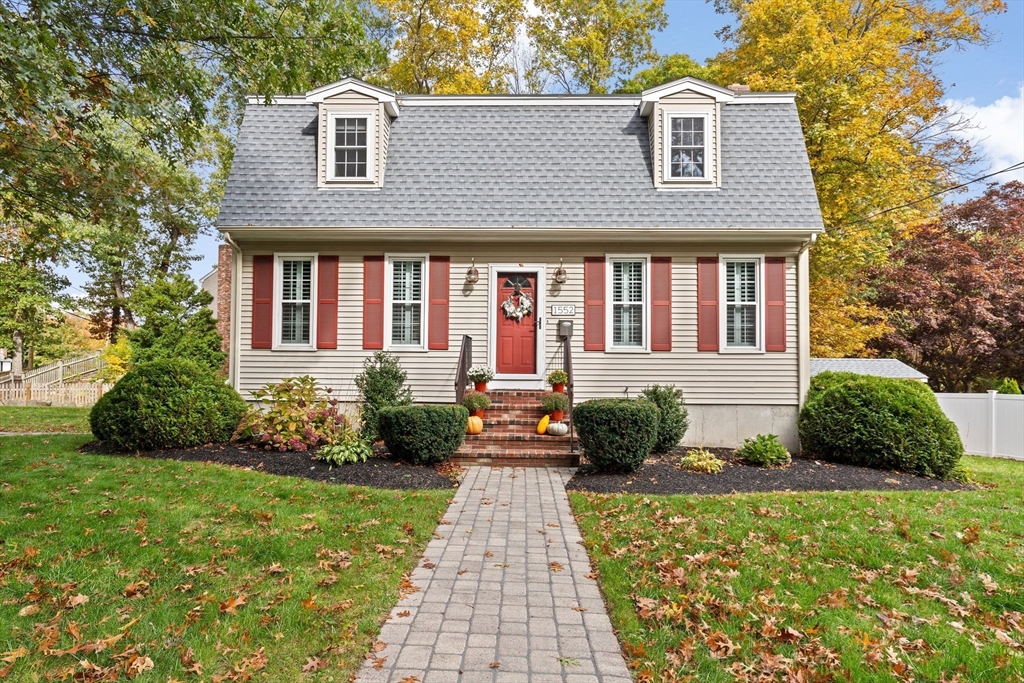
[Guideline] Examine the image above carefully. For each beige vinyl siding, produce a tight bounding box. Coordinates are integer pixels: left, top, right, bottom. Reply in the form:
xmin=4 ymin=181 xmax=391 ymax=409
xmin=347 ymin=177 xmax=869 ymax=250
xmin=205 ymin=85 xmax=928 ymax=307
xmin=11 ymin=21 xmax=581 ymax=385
xmin=236 ymin=243 xmax=800 ymax=407
xmin=651 ymin=91 xmax=719 ymax=188
xmin=318 ymin=93 xmax=389 ymax=187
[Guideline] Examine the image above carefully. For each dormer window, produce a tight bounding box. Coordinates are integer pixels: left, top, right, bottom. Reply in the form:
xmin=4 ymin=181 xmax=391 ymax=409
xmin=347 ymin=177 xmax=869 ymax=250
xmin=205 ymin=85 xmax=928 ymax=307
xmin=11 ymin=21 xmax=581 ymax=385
xmin=327 ymin=112 xmax=374 ymax=181
xmin=665 ymin=113 xmax=708 ymax=180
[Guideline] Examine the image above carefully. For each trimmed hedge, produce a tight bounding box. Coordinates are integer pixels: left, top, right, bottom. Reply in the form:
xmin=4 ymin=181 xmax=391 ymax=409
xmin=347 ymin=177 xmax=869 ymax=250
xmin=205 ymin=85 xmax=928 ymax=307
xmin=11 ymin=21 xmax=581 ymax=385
xmin=799 ymin=371 xmax=963 ymax=479
xmin=573 ymin=398 xmax=659 ymax=473
xmin=377 ymin=405 xmax=469 ymax=465
xmin=639 ymin=384 xmax=689 ymax=453
xmin=90 ymin=358 xmax=247 ymax=451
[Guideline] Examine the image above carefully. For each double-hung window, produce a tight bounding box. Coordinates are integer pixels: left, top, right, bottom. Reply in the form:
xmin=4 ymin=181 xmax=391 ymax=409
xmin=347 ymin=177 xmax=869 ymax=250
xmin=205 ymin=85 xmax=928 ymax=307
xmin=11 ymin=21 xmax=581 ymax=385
xmin=329 ymin=113 xmax=372 ymax=180
xmin=277 ymin=255 xmax=315 ymax=347
xmin=666 ymin=113 xmax=707 ymax=180
xmin=723 ymin=258 xmax=760 ymax=350
xmin=387 ymin=256 xmax=425 ymax=349
xmin=608 ymin=257 xmax=648 ymax=350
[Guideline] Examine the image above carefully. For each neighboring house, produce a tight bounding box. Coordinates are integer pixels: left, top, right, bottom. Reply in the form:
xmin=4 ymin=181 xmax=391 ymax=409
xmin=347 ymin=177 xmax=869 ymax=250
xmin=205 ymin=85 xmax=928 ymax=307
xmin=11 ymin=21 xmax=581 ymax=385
xmin=810 ymin=358 xmax=928 ymax=383
xmin=199 ymin=265 xmax=218 ymax=319
xmin=215 ymin=76 xmax=824 ymax=451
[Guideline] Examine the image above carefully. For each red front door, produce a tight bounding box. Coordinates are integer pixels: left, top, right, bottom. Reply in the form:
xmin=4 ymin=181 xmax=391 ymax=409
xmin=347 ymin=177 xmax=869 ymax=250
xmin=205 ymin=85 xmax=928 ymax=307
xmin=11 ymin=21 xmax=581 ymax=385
xmin=496 ymin=272 xmax=537 ymax=375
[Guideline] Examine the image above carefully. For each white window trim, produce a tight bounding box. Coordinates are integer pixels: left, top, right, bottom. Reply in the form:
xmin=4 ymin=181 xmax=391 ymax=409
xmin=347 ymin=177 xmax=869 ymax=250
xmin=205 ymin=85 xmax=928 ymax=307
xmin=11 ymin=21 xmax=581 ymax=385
xmin=326 ymin=110 xmax=375 ymax=182
xmin=272 ymin=253 xmax=318 ymax=351
xmin=384 ymin=253 xmax=429 ymax=352
xmin=718 ymin=254 xmax=765 ymax=354
xmin=663 ymin=110 xmax=711 ymax=183
xmin=486 ymin=263 xmax=547 ymax=384
xmin=605 ymin=255 xmax=651 ymax=354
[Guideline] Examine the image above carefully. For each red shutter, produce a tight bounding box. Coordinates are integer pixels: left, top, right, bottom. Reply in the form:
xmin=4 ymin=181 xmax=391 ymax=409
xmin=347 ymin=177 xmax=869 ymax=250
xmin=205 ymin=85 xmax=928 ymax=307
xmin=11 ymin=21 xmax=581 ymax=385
xmin=363 ymin=255 xmax=385 ymax=350
xmin=428 ymin=256 xmax=450 ymax=350
xmin=651 ymin=257 xmax=672 ymax=351
xmin=696 ymin=257 xmax=719 ymax=352
xmin=316 ymin=255 xmax=339 ymax=349
xmin=251 ymin=255 xmax=273 ymax=349
xmin=584 ymin=257 xmax=605 ymax=351
xmin=765 ymin=256 xmax=787 ymax=352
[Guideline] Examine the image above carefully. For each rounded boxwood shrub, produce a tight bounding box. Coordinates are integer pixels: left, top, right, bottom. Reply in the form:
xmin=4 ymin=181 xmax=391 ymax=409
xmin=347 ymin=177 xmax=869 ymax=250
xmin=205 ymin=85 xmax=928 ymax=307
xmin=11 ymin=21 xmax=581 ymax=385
xmin=639 ymin=384 xmax=689 ymax=453
xmin=90 ymin=358 xmax=247 ymax=451
xmin=798 ymin=371 xmax=963 ymax=479
xmin=377 ymin=405 xmax=469 ymax=465
xmin=573 ymin=398 xmax=659 ymax=473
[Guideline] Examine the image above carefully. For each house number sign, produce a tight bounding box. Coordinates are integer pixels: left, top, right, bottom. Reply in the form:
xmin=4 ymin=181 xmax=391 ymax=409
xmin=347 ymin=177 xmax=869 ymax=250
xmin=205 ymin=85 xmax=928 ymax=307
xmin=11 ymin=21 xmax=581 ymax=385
xmin=550 ymin=305 xmax=576 ymax=316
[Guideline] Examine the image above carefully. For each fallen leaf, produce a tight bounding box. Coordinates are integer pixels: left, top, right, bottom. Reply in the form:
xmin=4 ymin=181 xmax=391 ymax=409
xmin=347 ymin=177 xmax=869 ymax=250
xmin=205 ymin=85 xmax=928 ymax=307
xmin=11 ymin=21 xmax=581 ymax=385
xmin=17 ymin=605 xmax=39 ymax=618
xmin=1 ymin=648 xmax=28 ymax=665
xmin=302 ymin=656 xmax=327 ymax=672
xmin=219 ymin=594 xmax=247 ymax=614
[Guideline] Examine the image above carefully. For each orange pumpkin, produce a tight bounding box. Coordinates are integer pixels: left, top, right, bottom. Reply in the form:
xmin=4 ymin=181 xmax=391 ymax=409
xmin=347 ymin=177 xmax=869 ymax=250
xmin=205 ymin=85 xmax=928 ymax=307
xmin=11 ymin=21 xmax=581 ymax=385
xmin=466 ymin=415 xmax=484 ymax=434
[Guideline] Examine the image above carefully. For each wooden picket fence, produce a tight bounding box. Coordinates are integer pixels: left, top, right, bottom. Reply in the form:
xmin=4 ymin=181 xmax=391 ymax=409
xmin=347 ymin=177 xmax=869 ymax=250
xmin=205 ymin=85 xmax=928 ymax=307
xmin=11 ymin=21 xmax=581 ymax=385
xmin=0 ymin=383 xmax=111 ymax=407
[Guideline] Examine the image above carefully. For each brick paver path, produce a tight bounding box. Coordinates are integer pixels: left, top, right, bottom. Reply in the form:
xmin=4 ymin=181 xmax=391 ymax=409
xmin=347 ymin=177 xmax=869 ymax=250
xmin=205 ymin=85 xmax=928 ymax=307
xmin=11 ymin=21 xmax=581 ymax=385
xmin=356 ymin=466 xmax=632 ymax=682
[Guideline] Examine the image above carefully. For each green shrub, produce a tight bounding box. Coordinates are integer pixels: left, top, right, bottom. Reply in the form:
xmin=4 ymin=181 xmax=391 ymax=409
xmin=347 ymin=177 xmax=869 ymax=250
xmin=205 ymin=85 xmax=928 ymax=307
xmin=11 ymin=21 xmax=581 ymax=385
xmin=90 ymin=358 xmax=246 ymax=451
xmin=679 ymin=448 xmax=723 ymax=474
xmin=356 ymin=351 xmax=413 ymax=442
xmin=573 ymin=399 xmax=658 ymax=473
xmin=378 ymin=405 xmax=468 ymax=465
xmin=540 ymin=391 xmax=569 ymax=413
xmin=735 ymin=434 xmax=791 ymax=467
xmin=546 ymin=370 xmax=568 ymax=386
xmin=799 ymin=371 xmax=963 ymax=479
xmin=639 ymin=384 xmax=689 ymax=453
xmin=461 ymin=391 xmax=491 ymax=412
xmin=317 ymin=429 xmax=373 ymax=466
xmin=233 ymin=376 xmax=349 ymax=452
xmin=996 ymin=378 xmax=1022 ymax=395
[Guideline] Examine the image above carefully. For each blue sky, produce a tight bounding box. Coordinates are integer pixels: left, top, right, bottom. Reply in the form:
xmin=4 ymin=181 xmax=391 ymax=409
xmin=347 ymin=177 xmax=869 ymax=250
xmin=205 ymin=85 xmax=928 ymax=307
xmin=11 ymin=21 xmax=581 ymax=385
xmin=62 ymin=0 xmax=1024 ymax=292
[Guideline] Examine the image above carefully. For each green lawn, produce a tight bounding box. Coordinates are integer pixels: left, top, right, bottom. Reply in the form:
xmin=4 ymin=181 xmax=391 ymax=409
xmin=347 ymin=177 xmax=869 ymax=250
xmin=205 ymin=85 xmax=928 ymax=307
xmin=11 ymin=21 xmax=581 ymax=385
xmin=571 ymin=456 xmax=1024 ymax=682
xmin=0 ymin=434 xmax=451 ymax=680
xmin=0 ymin=406 xmax=92 ymax=433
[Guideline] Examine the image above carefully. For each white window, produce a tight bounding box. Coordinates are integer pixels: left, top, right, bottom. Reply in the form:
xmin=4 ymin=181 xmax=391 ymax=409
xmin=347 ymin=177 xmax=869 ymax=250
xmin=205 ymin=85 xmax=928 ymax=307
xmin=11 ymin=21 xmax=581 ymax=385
xmin=386 ymin=255 xmax=427 ymax=349
xmin=664 ymin=112 xmax=709 ymax=181
xmin=606 ymin=256 xmax=649 ymax=352
xmin=328 ymin=112 xmax=374 ymax=181
xmin=720 ymin=256 xmax=763 ymax=352
xmin=274 ymin=254 xmax=317 ymax=349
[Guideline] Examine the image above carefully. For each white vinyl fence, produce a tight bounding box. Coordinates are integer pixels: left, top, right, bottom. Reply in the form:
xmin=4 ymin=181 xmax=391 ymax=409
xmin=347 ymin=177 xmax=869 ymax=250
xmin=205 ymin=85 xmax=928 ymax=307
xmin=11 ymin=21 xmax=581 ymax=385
xmin=935 ymin=391 xmax=1024 ymax=460
xmin=0 ymin=383 xmax=111 ymax=407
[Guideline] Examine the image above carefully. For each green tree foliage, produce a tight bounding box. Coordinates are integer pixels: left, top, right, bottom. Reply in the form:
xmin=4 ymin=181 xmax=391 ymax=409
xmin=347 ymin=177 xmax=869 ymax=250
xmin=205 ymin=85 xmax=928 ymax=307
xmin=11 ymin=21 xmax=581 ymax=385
xmin=638 ymin=384 xmax=689 ymax=453
xmin=127 ymin=274 xmax=225 ymax=375
xmin=529 ymin=0 xmax=667 ymax=93
xmin=617 ymin=53 xmax=722 ymax=92
xmin=712 ymin=0 xmax=1002 ymax=357
xmin=355 ymin=351 xmax=414 ymax=441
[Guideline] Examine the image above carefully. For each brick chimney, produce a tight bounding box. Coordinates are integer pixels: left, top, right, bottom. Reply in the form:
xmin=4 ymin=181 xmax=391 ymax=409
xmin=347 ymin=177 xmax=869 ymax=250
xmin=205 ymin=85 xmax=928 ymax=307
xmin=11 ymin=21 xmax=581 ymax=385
xmin=728 ymin=83 xmax=751 ymax=92
xmin=216 ymin=244 xmax=233 ymax=370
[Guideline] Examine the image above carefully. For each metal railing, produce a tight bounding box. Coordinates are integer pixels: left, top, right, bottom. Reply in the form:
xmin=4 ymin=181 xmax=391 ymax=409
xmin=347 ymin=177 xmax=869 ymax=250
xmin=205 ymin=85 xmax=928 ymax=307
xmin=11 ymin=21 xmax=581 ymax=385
xmin=0 ymin=352 xmax=105 ymax=386
xmin=562 ymin=336 xmax=576 ymax=453
xmin=454 ymin=335 xmax=472 ymax=404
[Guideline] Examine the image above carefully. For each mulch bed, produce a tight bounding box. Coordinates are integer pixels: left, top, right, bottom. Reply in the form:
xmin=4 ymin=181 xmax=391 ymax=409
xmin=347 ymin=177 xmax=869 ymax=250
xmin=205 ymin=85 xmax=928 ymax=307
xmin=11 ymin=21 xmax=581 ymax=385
xmin=566 ymin=448 xmax=970 ymax=496
xmin=79 ymin=441 xmax=459 ymax=490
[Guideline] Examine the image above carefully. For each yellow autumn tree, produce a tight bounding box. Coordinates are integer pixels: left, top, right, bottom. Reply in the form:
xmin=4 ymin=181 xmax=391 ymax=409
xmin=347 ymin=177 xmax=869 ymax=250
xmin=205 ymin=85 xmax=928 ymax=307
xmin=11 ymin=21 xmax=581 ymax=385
xmin=379 ymin=0 xmax=526 ymax=93
xmin=713 ymin=0 xmax=1003 ymax=356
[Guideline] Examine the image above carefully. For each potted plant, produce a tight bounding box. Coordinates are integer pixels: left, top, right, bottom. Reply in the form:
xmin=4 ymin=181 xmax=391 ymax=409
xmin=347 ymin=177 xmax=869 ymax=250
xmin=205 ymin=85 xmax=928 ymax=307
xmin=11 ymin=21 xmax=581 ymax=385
xmin=547 ymin=369 xmax=569 ymax=393
xmin=540 ymin=391 xmax=569 ymax=422
xmin=461 ymin=390 xmax=491 ymax=418
xmin=467 ymin=365 xmax=494 ymax=392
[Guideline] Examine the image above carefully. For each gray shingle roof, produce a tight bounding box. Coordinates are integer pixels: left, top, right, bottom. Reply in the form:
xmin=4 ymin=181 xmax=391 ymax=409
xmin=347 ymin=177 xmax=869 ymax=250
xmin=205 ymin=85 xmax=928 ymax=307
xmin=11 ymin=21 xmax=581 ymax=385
xmin=810 ymin=358 xmax=929 ymax=381
xmin=218 ymin=101 xmax=823 ymax=229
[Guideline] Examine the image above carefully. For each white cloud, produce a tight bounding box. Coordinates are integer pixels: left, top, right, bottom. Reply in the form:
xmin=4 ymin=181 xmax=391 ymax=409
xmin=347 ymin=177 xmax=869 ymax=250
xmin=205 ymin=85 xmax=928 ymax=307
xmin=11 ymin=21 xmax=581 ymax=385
xmin=947 ymin=84 xmax=1024 ymax=184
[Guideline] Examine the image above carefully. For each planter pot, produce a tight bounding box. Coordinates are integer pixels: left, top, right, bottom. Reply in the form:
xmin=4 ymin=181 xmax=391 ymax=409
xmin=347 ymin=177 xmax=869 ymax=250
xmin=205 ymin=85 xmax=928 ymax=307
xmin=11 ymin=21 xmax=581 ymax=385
xmin=552 ymin=383 xmax=565 ymax=393
xmin=551 ymin=410 xmax=564 ymax=422
xmin=472 ymin=409 xmax=484 ymax=418
xmin=474 ymin=381 xmax=487 ymax=392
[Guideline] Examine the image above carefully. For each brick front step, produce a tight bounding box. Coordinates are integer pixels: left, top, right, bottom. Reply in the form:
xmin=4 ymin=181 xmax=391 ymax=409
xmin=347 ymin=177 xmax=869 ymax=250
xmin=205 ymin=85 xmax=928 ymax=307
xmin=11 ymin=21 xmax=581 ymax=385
xmin=463 ymin=433 xmax=571 ymax=445
xmin=459 ymin=389 xmax=575 ymax=465
xmin=451 ymin=455 xmax=579 ymax=467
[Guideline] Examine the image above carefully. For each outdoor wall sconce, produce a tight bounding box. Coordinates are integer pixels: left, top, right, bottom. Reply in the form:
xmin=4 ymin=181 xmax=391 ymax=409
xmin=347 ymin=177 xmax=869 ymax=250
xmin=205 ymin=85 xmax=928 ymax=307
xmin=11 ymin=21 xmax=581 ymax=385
xmin=465 ymin=258 xmax=480 ymax=284
xmin=553 ymin=258 xmax=568 ymax=284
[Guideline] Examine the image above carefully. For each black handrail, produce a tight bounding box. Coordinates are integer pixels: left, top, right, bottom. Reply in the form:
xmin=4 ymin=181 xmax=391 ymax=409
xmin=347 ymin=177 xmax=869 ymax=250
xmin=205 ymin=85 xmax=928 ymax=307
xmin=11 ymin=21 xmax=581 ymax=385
xmin=455 ymin=335 xmax=472 ymax=404
xmin=563 ymin=336 xmax=575 ymax=453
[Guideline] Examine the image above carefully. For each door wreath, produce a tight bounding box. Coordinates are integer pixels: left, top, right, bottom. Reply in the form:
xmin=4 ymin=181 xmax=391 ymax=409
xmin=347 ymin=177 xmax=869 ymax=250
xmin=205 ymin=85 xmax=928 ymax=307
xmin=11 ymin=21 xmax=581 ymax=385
xmin=501 ymin=290 xmax=533 ymax=321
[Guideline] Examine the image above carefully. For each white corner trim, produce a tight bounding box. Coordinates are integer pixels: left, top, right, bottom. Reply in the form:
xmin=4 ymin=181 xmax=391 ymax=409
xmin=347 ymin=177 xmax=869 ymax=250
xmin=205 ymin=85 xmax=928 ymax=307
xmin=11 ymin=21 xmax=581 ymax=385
xmin=325 ymin=110 xmax=376 ymax=184
xmin=662 ymin=111 xmax=712 ymax=184
xmin=272 ymin=253 xmax=318 ymax=351
xmin=305 ymin=78 xmax=399 ymax=117
xmin=384 ymin=253 xmax=429 ymax=352
xmin=487 ymin=264 xmax=547 ymax=380
xmin=640 ymin=77 xmax=736 ymax=105
xmin=717 ymin=254 xmax=765 ymax=354
xmin=604 ymin=255 xmax=651 ymax=354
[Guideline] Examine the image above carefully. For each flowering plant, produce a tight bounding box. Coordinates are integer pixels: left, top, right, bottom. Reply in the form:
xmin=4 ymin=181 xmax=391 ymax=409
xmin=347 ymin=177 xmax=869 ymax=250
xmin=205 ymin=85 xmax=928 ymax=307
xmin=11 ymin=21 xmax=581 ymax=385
xmin=467 ymin=365 xmax=494 ymax=383
xmin=232 ymin=376 xmax=353 ymax=452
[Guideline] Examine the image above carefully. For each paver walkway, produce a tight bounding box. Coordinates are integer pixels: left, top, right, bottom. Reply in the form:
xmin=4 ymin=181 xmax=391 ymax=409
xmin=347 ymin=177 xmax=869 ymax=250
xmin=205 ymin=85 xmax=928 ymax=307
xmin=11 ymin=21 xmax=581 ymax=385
xmin=357 ymin=466 xmax=632 ymax=682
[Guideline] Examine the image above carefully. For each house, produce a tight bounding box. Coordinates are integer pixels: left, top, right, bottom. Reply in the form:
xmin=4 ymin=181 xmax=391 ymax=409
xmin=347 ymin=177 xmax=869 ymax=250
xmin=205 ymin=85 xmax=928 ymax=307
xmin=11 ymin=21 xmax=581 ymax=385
xmin=215 ymin=76 xmax=824 ymax=456
xmin=810 ymin=358 xmax=928 ymax=382
xmin=199 ymin=265 xmax=219 ymax=319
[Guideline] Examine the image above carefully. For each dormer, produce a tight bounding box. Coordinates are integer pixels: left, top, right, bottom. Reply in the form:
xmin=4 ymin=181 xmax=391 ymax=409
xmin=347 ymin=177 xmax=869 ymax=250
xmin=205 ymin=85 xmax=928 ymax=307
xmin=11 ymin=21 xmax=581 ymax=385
xmin=639 ymin=77 xmax=735 ymax=189
xmin=306 ymin=78 xmax=399 ymax=188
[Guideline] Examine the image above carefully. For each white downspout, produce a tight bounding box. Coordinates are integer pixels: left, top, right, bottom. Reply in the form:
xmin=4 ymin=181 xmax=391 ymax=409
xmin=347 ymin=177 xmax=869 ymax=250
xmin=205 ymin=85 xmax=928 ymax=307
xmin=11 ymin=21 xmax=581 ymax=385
xmin=222 ymin=231 xmax=243 ymax=391
xmin=797 ymin=234 xmax=817 ymax=410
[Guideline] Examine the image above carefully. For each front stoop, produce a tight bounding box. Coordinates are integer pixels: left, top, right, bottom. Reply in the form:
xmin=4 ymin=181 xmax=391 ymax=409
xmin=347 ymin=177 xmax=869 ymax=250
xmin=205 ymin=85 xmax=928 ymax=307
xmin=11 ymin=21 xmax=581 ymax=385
xmin=453 ymin=390 xmax=579 ymax=467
